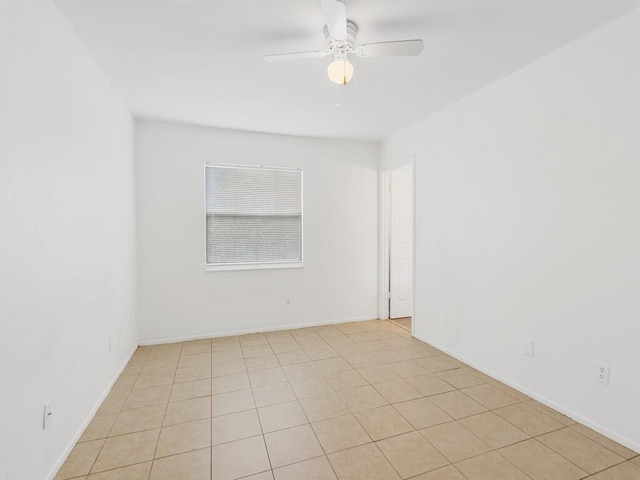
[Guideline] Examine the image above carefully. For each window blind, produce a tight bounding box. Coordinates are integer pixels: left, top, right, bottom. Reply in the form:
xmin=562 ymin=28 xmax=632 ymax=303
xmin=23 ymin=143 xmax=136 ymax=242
xmin=205 ymin=165 xmax=303 ymax=268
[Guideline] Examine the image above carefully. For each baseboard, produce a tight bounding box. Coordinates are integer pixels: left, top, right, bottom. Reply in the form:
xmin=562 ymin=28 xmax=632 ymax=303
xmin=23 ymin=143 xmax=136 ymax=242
xmin=139 ymin=316 xmax=378 ymax=346
xmin=46 ymin=344 xmax=139 ymax=480
xmin=413 ymin=333 xmax=640 ymax=454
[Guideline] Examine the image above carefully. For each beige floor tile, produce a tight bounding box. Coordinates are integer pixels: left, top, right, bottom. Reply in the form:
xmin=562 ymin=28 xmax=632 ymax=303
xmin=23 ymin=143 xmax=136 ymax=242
xmin=338 ymin=385 xmax=388 ymax=413
xmin=211 ymin=359 xmax=246 ymax=378
xmin=571 ymin=423 xmax=637 ymax=460
xmin=357 ymin=365 xmax=400 ymax=384
xmin=632 ymin=456 xmax=640 ymax=466
xmin=110 ymin=404 xmax=166 ymax=436
xmin=492 ymin=383 xmax=531 ymax=402
xmin=360 ymin=340 xmax=390 ymax=353
xmin=355 ymin=405 xmax=413 ymax=441
xmin=244 ymin=471 xmax=275 ymax=480
xmin=570 ymin=424 xmax=638 ymax=459
xmin=87 ymin=462 xmax=151 ymax=480
xmin=180 ymin=340 xmax=212 ymax=356
xmin=211 ymin=372 xmax=250 ymax=394
xmin=79 ymin=413 xmax=118 ymax=442
xmin=212 ymin=409 xmax=262 ymax=445
xmin=246 ymin=354 xmax=281 ymax=371
xmin=436 ymin=369 xmax=485 ymax=389
xmin=282 ymin=362 xmax=323 ymax=381
xmin=415 ymin=355 xmax=463 ymax=373
xmin=420 ymin=421 xmax=491 ymax=463
xmin=264 ymin=424 xmax=324 ymax=468
xmin=243 ymin=345 xmax=274 ymax=358
xmin=459 ymin=411 xmax=529 ymax=448
xmin=299 ymin=392 xmax=350 ymax=423
xmin=460 ymin=384 xmax=520 ymax=410
xmin=169 ymin=378 xmax=211 ymax=403
xmin=314 ymin=357 xmax=353 ymax=374
xmin=325 ymin=369 xmax=368 ymax=391
xmin=164 ymin=396 xmax=211 ymax=426
xmin=240 ymin=335 xmax=269 ymax=347
xmin=343 ymin=353 xmax=382 ymax=369
xmin=494 ymin=402 xmax=564 ymax=436
xmin=430 ymin=391 xmax=487 ymax=420
xmin=393 ymin=397 xmax=452 ymax=430
xmin=270 ymin=342 xmax=303 ymax=354
xmin=377 ymin=430 xmax=448 ymax=479
xmin=455 ymin=451 xmax=530 ymax=480
xmin=526 ymin=399 xmax=575 ymax=426
xmin=305 ymin=347 xmax=341 ymax=361
xmin=92 ymin=429 xmax=160 ymax=473
xmin=149 ymin=448 xmax=210 ymax=480
xmin=249 ymin=366 xmax=287 ymax=387
xmin=155 ymin=419 xmax=211 ymax=458
xmin=538 ymin=427 xmax=625 ymax=474
xmin=406 ymin=374 xmax=456 ymax=397
xmin=212 ymin=388 xmax=255 ymax=417
xmin=258 ymin=400 xmax=308 ymax=433
xmin=135 ymin=370 xmax=175 ymax=389
xmin=409 ymin=465 xmax=467 ymax=480
xmin=289 ymin=377 xmax=334 ymax=399
xmin=123 ymin=385 xmax=171 ymax=410
xmin=178 ymin=352 xmax=211 ymax=368
xmin=142 ymin=360 xmax=179 ymax=374
xmin=253 ymin=382 xmax=297 ymax=407
xmin=96 ymin=390 xmax=129 ymax=416
xmin=499 ymin=438 xmax=588 ymax=480
xmin=274 ymin=456 xmax=337 ymax=480
xmin=174 ymin=365 xmax=211 ymax=384
xmin=155 ymin=419 xmax=210 ymax=458
xmin=330 ymin=342 xmax=367 ymax=360
xmin=211 ymin=342 xmax=241 ymax=354
xmin=311 ymin=414 xmax=371 ymax=453
xmin=593 ymin=461 xmax=640 ymax=480
xmin=370 ymin=349 xmax=408 ymax=365
xmin=402 ymin=345 xmax=441 ymax=359
xmin=211 ymin=435 xmax=271 ymax=480
xmin=211 ymin=349 xmax=243 ymax=363
xmin=328 ymin=443 xmax=401 ymax=480
xmin=387 ymin=360 xmax=429 ymax=378
xmin=373 ymin=379 xmax=422 ymax=404
xmin=55 ymin=439 xmax=104 ymax=479
xmin=277 ymin=350 xmax=311 ymax=366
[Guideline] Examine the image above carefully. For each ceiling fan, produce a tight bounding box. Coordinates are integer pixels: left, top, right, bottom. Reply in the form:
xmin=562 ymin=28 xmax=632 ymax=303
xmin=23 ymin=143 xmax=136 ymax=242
xmin=263 ymin=0 xmax=424 ymax=86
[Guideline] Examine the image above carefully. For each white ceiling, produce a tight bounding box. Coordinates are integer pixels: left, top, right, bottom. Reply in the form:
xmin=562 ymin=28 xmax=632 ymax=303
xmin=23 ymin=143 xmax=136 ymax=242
xmin=54 ymin=0 xmax=639 ymax=142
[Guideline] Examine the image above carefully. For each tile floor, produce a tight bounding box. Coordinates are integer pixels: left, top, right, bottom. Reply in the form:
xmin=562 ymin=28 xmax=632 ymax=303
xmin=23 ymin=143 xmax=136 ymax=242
xmin=55 ymin=320 xmax=639 ymax=480
xmin=390 ymin=317 xmax=411 ymax=332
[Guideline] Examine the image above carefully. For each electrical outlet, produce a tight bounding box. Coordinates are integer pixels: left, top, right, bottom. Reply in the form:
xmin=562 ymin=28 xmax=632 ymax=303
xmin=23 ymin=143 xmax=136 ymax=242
xmin=523 ymin=338 xmax=534 ymax=357
xmin=285 ymin=298 xmax=290 ymax=305
xmin=597 ymin=363 xmax=610 ymax=384
xmin=43 ymin=402 xmax=53 ymax=429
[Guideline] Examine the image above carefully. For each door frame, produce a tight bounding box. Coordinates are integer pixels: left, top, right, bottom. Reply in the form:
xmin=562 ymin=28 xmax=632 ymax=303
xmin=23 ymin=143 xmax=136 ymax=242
xmin=378 ymin=158 xmax=416 ymax=331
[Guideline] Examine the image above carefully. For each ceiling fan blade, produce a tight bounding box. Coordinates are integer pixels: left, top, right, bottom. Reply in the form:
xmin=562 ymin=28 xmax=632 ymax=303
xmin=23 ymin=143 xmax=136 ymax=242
xmin=263 ymin=51 xmax=330 ymax=62
xmin=355 ymin=39 xmax=424 ymax=58
xmin=320 ymin=0 xmax=347 ymax=41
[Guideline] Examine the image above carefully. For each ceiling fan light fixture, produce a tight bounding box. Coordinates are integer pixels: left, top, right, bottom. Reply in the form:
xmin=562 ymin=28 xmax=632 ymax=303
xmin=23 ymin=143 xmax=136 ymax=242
xmin=327 ymin=58 xmax=354 ymax=85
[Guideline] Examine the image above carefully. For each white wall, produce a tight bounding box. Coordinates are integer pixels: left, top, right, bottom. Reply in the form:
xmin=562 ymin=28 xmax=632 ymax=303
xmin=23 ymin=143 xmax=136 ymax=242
xmin=136 ymin=121 xmax=379 ymax=343
xmin=0 ymin=1 xmax=137 ymax=479
xmin=382 ymin=9 xmax=640 ymax=450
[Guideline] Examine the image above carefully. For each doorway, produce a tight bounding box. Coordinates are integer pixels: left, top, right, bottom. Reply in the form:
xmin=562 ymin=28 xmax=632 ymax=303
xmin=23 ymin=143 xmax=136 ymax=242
xmin=381 ymin=162 xmax=414 ymax=329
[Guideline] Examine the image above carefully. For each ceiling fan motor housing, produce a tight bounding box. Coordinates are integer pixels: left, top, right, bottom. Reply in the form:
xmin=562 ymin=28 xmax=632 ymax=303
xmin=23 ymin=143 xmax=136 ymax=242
xmin=324 ymin=20 xmax=358 ymax=57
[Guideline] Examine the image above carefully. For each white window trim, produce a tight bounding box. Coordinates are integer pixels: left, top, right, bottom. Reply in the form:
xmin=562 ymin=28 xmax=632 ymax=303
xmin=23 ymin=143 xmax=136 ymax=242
xmin=203 ymin=163 xmax=304 ymax=272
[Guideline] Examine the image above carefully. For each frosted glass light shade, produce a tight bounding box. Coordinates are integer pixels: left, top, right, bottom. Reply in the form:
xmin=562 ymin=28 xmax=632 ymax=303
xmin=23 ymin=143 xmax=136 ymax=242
xmin=327 ymin=59 xmax=354 ymax=85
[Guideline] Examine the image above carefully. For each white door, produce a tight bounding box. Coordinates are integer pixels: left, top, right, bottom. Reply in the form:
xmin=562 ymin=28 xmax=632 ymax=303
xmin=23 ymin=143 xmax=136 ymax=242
xmin=389 ymin=164 xmax=413 ymax=319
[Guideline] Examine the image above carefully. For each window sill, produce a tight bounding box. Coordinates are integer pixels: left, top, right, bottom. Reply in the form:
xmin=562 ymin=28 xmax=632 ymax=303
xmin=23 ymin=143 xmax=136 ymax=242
xmin=205 ymin=262 xmax=303 ymax=272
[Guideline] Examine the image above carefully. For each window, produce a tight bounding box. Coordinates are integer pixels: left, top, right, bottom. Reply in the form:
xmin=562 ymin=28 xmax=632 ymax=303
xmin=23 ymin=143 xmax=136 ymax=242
xmin=204 ymin=164 xmax=303 ymax=271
